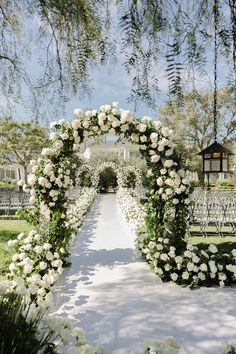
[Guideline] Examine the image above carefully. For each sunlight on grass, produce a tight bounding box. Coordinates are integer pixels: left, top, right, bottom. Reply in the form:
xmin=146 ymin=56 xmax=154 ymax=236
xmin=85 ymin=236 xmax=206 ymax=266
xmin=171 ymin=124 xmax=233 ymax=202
xmin=0 ymin=220 xmax=32 ymax=276
xmin=189 ymin=236 xmax=236 ymax=254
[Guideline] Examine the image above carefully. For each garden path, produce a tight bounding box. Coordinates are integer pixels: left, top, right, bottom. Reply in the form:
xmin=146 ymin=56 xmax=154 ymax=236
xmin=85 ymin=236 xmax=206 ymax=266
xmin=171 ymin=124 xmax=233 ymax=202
xmin=52 ymin=194 xmax=236 ymax=354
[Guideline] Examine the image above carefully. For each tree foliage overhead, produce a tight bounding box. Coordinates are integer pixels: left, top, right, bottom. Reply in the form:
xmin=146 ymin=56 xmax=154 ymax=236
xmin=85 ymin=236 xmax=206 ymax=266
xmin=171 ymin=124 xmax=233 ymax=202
xmin=0 ymin=0 xmax=235 ymax=117
xmin=159 ymin=87 xmax=236 ymax=174
xmin=0 ymin=116 xmax=48 ymax=182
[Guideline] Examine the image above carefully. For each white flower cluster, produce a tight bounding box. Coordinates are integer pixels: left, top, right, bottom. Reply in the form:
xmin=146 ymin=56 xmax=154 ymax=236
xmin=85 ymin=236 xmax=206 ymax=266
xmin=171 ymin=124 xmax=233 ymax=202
xmin=91 ymin=162 xmax=118 ymax=189
xmin=131 ymin=336 xmax=181 ymax=354
xmin=8 ymin=230 xmax=64 ymax=304
xmin=117 ymin=165 xmax=142 ymax=189
xmin=117 ymin=188 xmax=146 ymax=236
xmin=28 ymin=157 xmax=74 ymax=207
xmin=65 ymin=188 xmax=97 ymax=231
xmin=118 ymin=188 xmax=236 ymax=287
xmin=7 ymin=188 xmax=97 ymax=303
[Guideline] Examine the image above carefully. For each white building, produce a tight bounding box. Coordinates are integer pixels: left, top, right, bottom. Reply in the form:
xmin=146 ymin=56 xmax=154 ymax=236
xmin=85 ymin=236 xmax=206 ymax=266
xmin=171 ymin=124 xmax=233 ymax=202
xmin=83 ymin=142 xmax=140 ymax=160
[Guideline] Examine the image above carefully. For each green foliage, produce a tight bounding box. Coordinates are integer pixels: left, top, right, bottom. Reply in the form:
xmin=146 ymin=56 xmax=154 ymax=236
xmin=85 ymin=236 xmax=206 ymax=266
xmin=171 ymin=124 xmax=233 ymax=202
xmin=159 ymin=87 xmax=236 ymax=179
xmin=0 ymin=220 xmax=32 ymax=276
xmin=0 ymin=178 xmax=17 ymax=189
xmin=0 ymin=293 xmax=58 ymax=354
xmin=0 ymin=117 xmax=48 ymax=183
xmin=0 ymin=1 xmax=235 ymax=116
xmin=98 ymin=166 xmax=117 ymax=192
xmin=217 ymin=179 xmax=235 ymax=189
xmin=80 ymin=170 xmax=92 ymax=187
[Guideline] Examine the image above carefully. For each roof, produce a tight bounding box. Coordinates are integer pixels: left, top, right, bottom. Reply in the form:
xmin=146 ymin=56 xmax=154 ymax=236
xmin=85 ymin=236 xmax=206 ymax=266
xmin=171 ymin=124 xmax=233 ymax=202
xmin=198 ymin=141 xmax=234 ymax=155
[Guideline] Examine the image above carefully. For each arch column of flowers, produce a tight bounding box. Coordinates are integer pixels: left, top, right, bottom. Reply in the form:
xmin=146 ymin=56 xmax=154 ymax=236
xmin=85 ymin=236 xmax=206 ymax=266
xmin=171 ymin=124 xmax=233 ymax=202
xmin=7 ymin=102 xmax=236 ymax=301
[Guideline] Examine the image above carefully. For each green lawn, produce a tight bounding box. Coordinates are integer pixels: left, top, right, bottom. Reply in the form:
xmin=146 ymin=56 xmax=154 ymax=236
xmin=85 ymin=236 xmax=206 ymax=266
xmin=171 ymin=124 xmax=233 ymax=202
xmin=189 ymin=236 xmax=236 ymax=254
xmin=0 ymin=220 xmax=32 ymax=277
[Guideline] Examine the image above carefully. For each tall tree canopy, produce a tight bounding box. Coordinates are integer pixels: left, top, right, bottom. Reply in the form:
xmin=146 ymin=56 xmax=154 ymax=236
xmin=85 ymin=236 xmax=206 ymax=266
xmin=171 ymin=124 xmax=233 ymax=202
xmin=159 ymin=87 xmax=236 ymax=176
xmin=0 ymin=0 xmax=235 ymax=118
xmin=0 ymin=117 xmax=48 ymax=183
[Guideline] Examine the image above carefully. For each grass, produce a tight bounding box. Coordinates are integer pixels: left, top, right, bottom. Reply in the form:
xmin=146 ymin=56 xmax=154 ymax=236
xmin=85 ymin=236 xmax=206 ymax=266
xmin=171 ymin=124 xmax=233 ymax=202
xmin=0 ymin=220 xmax=32 ymax=277
xmin=188 ymin=236 xmax=236 ymax=254
xmin=188 ymin=225 xmax=236 ymax=253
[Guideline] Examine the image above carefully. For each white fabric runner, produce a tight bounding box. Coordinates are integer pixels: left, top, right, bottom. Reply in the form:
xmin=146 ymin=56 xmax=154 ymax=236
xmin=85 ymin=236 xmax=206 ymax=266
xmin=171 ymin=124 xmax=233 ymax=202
xmin=52 ymin=194 xmax=236 ymax=354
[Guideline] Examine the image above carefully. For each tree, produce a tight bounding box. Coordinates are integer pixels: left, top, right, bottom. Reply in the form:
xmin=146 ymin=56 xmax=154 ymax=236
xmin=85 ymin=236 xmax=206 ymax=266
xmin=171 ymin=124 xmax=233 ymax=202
xmin=0 ymin=117 xmax=48 ymax=183
xmin=159 ymin=87 xmax=236 ymax=179
xmin=0 ymin=1 xmax=235 ymax=117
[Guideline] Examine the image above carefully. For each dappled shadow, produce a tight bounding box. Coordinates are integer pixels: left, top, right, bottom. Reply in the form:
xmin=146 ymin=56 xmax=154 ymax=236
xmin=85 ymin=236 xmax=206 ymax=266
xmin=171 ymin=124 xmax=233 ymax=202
xmin=52 ymin=194 xmax=140 ymax=312
xmin=52 ymin=194 xmax=236 ymax=354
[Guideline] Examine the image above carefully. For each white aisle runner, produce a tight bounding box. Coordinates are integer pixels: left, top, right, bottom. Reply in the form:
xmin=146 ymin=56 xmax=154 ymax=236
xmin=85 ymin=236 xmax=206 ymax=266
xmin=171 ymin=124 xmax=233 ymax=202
xmin=52 ymin=194 xmax=236 ymax=354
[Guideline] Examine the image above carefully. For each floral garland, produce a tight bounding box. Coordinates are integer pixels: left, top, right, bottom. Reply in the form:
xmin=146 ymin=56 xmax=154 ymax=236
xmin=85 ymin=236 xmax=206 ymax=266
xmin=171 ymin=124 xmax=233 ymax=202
xmin=91 ymin=161 xmax=118 ymax=189
xmin=7 ymin=188 xmax=96 ymax=303
xmin=76 ymin=163 xmax=95 ymax=186
xmin=117 ymin=165 xmax=142 ymax=189
xmin=117 ymin=187 xmax=236 ymax=287
xmin=7 ymin=101 xmax=236 ymax=299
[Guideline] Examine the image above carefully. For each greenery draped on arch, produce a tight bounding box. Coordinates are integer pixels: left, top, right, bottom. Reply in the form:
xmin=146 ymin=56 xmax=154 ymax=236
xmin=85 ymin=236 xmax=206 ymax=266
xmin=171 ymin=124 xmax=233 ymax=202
xmin=7 ymin=103 xmax=236 ymax=305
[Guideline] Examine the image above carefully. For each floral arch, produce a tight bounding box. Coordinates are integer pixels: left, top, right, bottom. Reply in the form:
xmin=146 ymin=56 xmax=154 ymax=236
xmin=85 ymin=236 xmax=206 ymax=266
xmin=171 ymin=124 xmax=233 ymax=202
xmin=91 ymin=161 xmax=118 ymax=189
xmin=76 ymin=163 xmax=95 ymax=187
xmin=7 ymin=102 xmax=236 ymax=302
xmin=117 ymin=165 xmax=142 ymax=190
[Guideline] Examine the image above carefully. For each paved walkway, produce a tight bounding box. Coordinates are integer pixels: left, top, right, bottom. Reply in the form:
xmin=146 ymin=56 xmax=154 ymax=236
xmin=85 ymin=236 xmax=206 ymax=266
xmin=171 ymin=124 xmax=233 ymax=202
xmin=53 ymin=194 xmax=236 ymax=354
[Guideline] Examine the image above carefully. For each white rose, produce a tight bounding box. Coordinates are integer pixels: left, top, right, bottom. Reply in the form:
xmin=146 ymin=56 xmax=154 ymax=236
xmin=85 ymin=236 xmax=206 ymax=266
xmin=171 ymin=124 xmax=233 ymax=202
xmin=54 ymin=140 xmax=64 ymax=149
xmin=121 ymin=110 xmax=133 ymax=123
xmin=153 ymin=120 xmax=162 ymax=130
xmin=50 ymin=121 xmax=57 ymax=128
xmin=140 ymin=135 xmax=147 ymax=143
xmin=151 ymin=155 xmax=160 ymax=163
xmin=83 ymin=121 xmax=89 ymax=128
xmin=200 ymin=263 xmax=208 ymax=272
xmin=198 ymin=272 xmax=206 ymax=281
xmin=49 ymin=132 xmax=57 ymax=141
xmin=61 ymin=132 xmax=69 ymax=140
xmin=160 ymin=253 xmax=169 ymax=261
xmin=38 ymin=177 xmax=48 ymax=186
xmin=171 ymin=273 xmax=178 ymax=281
xmin=39 ymin=261 xmax=47 ymax=270
xmin=49 ymin=190 xmax=58 ymax=197
xmin=85 ymin=110 xmax=92 ymax=118
xmin=138 ymin=123 xmax=147 ymax=132
xmin=28 ymin=174 xmax=37 ymax=185
xmin=112 ymin=120 xmax=120 ymax=128
xmin=165 ymin=149 xmax=173 ymax=156
xmin=175 ymin=256 xmax=183 ymax=264
xmin=156 ymin=177 xmax=164 ymax=186
xmin=187 ymin=262 xmax=194 ymax=271
xmin=161 ymin=127 xmax=171 ymax=137
xmin=120 ymin=124 xmax=128 ymax=132
xmin=74 ymin=108 xmax=83 ymax=117
xmin=41 ymin=148 xmax=53 ymax=156
xmin=164 ymin=159 xmax=174 ymax=168
xmin=43 ymin=163 xmax=53 ymax=176
xmin=150 ymin=132 xmax=158 ymax=143
xmin=208 ymin=244 xmax=218 ymax=254
xmin=71 ymin=119 xmax=81 ymax=130
xmin=29 ymin=196 xmax=35 ymax=204
xmin=101 ymin=124 xmax=109 ymax=132
xmin=182 ymin=271 xmax=189 ymax=280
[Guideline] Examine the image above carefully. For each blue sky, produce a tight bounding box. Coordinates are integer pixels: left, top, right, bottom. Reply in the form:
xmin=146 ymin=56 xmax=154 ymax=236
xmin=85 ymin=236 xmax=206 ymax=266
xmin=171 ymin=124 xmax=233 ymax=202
xmin=0 ymin=5 xmax=231 ymax=124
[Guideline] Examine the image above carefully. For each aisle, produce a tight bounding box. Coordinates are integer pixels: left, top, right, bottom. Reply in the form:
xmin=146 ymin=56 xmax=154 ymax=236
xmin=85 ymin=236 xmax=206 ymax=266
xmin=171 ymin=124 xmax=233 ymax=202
xmin=52 ymin=194 xmax=236 ymax=354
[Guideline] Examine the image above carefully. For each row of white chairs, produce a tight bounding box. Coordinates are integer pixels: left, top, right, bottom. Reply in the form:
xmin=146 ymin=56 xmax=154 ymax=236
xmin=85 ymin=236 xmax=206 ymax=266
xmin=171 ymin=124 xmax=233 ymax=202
xmin=189 ymin=190 xmax=236 ymax=237
xmin=0 ymin=190 xmax=30 ymax=215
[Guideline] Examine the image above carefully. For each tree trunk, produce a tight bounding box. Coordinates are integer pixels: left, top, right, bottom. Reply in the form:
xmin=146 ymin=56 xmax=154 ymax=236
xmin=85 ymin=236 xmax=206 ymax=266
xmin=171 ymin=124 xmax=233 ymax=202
xmin=23 ymin=165 xmax=28 ymax=184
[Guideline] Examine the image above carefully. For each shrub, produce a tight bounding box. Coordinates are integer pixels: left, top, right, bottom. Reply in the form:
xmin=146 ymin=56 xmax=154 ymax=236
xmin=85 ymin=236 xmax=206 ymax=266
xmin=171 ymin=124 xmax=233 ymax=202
xmin=217 ymin=179 xmax=234 ymax=189
xmin=80 ymin=170 xmax=92 ymax=187
xmin=0 ymin=292 xmax=58 ymax=354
